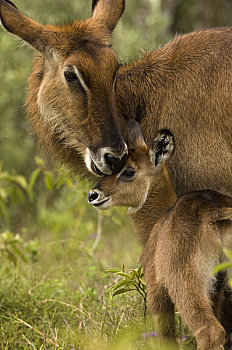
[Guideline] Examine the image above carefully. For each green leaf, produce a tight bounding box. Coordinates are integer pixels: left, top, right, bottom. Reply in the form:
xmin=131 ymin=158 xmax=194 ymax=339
xmin=0 ymin=198 xmax=10 ymax=225
xmin=14 ymin=175 xmax=27 ymax=190
xmin=11 ymin=244 xmax=28 ymax=262
xmin=28 ymin=168 xmax=41 ymax=200
xmin=0 ymin=188 xmax=7 ymax=200
xmin=140 ymin=278 xmax=146 ymax=286
xmin=12 ymin=187 xmax=26 ymax=204
xmin=115 ymin=272 xmax=131 ymax=279
xmin=0 ymin=173 xmax=13 ymax=182
xmin=0 ymin=173 xmax=27 ymax=190
xmin=112 ymin=280 xmax=133 ymax=291
xmin=223 ymin=248 xmax=232 ymax=261
xmin=112 ymin=288 xmax=136 ymax=296
xmin=35 ymin=157 xmax=45 ymax=168
xmin=212 ymin=261 xmax=232 ymax=274
xmin=106 ymin=268 xmax=121 ymax=274
xmin=229 ymin=275 xmax=232 ymax=288
xmin=130 ymin=269 xmax=140 ymax=279
xmin=44 ymin=171 xmax=53 ymax=191
xmin=5 ymin=248 xmax=17 ymax=267
xmin=137 ymin=265 xmax=143 ymax=276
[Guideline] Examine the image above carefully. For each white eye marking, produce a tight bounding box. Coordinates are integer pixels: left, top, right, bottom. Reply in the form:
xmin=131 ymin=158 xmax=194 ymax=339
xmin=73 ymin=65 xmax=89 ymax=92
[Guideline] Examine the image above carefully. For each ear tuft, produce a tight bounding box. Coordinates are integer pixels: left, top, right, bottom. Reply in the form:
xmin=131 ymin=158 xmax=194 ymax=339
xmin=152 ymin=129 xmax=174 ymax=166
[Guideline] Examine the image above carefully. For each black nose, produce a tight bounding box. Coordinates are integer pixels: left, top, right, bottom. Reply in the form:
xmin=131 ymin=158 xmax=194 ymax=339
xmin=105 ymin=152 xmax=128 ymax=173
xmin=88 ymin=191 xmax=99 ymax=203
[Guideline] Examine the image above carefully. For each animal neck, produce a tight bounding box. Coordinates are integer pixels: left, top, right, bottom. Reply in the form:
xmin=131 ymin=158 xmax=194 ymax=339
xmin=130 ymin=164 xmax=177 ymax=246
xmin=116 ymin=52 xmax=172 ymax=127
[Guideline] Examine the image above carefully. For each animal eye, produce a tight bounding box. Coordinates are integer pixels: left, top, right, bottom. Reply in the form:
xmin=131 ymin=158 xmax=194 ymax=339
xmin=120 ymin=169 xmax=136 ymax=179
xmin=64 ymin=70 xmax=77 ymax=82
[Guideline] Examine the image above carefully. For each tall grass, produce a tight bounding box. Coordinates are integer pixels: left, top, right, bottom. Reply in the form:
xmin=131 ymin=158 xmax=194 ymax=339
xmin=0 ymin=161 xmax=194 ymax=349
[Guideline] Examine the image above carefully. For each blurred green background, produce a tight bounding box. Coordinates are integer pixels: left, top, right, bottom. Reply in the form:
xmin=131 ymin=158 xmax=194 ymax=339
xmin=1 ymin=0 xmax=232 ymax=348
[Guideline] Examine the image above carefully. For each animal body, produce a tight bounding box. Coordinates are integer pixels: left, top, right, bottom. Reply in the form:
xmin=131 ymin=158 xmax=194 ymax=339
xmin=1 ymin=0 xmax=232 ymax=197
xmin=1 ymin=0 xmax=232 ymax=346
xmin=88 ymin=121 xmax=232 ymax=350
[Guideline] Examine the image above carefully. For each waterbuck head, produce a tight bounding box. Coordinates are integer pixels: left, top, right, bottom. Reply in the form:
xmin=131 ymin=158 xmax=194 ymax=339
xmin=0 ymin=0 xmax=127 ymax=176
xmin=88 ymin=121 xmax=174 ymax=211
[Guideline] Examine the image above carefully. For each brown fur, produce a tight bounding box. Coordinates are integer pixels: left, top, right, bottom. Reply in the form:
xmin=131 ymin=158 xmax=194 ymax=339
xmin=1 ymin=0 xmax=232 ymax=192
xmin=89 ymin=123 xmax=232 ymax=349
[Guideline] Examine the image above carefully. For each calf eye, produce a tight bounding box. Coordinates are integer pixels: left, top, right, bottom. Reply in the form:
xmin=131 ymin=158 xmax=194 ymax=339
xmin=64 ymin=70 xmax=77 ymax=82
xmin=120 ymin=169 xmax=136 ymax=179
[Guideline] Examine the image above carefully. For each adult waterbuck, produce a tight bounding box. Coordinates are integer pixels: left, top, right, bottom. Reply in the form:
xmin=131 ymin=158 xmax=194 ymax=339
xmin=89 ymin=121 xmax=232 ymax=350
xmin=1 ymin=0 xmax=232 ymax=346
xmin=1 ymin=0 xmax=232 ymax=197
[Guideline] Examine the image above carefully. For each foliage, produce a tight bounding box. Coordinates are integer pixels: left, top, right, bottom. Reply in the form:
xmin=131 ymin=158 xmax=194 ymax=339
xmin=107 ymin=265 xmax=146 ymax=298
xmin=0 ymin=231 xmax=27 ymax=266
xmin=0 ymin=159 xmax=145 ymax=349
xmin=107 ymin=265 xmax=147 ymax=319
xmin=213 ymin=248 xmax=232 ymax=287
xmin=0 ymin=246 xmax=148 ymax=349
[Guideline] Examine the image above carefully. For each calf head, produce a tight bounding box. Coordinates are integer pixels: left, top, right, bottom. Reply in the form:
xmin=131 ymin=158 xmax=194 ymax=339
xmin=88 ymin=121 xmax=174 ymax=210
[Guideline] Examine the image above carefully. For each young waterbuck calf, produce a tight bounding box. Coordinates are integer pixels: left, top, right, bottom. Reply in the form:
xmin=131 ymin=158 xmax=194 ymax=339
xmin=88 ymin=121 xmax=232 ymax=350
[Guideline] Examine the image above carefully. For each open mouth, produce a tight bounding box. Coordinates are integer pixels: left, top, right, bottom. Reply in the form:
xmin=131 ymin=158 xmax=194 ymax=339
xmin=93 ymin=198 xmax=110 ymax=207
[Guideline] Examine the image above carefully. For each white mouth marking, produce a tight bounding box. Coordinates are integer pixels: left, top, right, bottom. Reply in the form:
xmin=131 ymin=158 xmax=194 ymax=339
xmin=85 ymin=148 xmax=93 ymax=173
xmin=93 ymin=198 xmax=112 ymax=210
xmin=93 ymin=198 xmax=110 ymax=206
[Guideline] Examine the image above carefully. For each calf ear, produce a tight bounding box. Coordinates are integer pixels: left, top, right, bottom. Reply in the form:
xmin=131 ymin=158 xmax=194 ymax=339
xmin=92 ymin=0 xmax=125 ymax=34
xmin=128 ymin=120 xmax=147 ymax=149
xmin=151 ymin=129 xmax=174 ymax=166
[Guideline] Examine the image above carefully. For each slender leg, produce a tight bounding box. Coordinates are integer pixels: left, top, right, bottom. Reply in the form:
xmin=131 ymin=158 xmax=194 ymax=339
xmin=166 ymin=272 xmax=225 ymax=350
xmin=146 ymin=282 xmax=179 ymax=348
xmin=211 ymin=272 xmax=227 ymax=320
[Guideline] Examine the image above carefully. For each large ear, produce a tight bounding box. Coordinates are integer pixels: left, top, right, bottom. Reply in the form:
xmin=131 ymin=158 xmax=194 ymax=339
xmin=151 ymin=129 xmax=174 ymax=166
xmin=128 ymin=120 xmax=147 ymax=149
xmin=0 ymin=0 xmax=50 ymax=54
xmin=92 ymin=0 xmax=125 ymax=34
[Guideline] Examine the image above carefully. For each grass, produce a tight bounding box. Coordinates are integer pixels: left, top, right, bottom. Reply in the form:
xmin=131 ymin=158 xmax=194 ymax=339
xmin=0 ymin=210 xmax=145 ymax=349
xmin=0 ymin=247 xmax=146 ymax=349
xmin=0 ymin=236 xmax=194 ymax=350
xmin=0 ymin=164 xmax=195 ymax=349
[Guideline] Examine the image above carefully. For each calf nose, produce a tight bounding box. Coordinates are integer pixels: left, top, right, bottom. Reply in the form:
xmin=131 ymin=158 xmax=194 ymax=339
xmin=88 ymin=191 xmax=99 ymax=203
xmin=105 ymin=151 xmax=128 ymax=173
